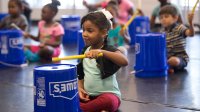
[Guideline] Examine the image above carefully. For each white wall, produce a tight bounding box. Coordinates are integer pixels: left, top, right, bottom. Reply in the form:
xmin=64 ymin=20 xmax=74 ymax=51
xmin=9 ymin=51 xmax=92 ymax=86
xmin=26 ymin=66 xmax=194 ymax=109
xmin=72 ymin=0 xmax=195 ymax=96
xmin=0 ymin=0 xmax=199 ymax=23
xmin=0 ymin=0 xmax=158 ymax=20
xmin=0 ymin=0 xmax=8 ymax=12
xmin=31 ymin=8 xmax=88 ymax=20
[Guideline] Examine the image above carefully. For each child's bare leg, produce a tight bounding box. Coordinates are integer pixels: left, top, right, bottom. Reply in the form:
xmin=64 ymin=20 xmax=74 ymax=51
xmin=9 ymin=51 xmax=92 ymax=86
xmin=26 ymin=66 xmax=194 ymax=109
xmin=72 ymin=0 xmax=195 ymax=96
xmin=168 ymin=56 xmax=181 ymax=67
xmin=167 ymin=56 xmax=181 ymax=74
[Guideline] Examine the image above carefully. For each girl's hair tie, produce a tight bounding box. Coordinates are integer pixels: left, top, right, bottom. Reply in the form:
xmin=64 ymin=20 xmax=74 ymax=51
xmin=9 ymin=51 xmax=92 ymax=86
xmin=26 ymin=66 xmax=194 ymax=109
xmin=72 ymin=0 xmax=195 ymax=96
xmin=96 ymin=9 xmax=113 ymax=29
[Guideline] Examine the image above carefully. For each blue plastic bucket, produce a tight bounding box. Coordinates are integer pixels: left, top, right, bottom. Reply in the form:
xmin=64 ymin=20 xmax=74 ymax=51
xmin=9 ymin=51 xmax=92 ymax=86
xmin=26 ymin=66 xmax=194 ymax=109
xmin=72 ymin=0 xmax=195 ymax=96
xmin=0 ymin=13 xmax=8 ymax=21
xmin=134 ymin=33 xmax=168 ymax=77
xmin=129 ymin=16 xmax=150 ymax=46
xmin=61 ymin=15 xmax=80 ymax=45
xmin=34 ymin=64 xmax=80 ymax=112
xmin=0 ymin=30 xmax=25 ymax=67
xmin=77 ymin=30 xmax=85 ymax=55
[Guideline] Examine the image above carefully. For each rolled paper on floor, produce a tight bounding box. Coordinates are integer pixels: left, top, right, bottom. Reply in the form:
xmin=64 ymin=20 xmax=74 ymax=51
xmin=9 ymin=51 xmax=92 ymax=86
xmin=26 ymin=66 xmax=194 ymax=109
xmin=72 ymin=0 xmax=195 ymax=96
xmin=52 ymin=53 xmax=103 ymax=62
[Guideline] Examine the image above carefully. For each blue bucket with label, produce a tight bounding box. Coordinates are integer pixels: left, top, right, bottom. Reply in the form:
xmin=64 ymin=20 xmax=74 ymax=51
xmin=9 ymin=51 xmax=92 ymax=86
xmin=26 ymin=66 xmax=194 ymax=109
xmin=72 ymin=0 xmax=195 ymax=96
xmin=77 ymin=30 xmax=85 ymax=55
xmin=34 ymin=64 xmax=81 ymax=112
xmin=61 ymin=15 xmax=80 ymax=45
xmin=129 ymin=16 xmax=150 ymax=46
xmin=0 ymin=30 xmax=25 ymax=67
xmin=134 ymin=33 xmax=168 ymax=78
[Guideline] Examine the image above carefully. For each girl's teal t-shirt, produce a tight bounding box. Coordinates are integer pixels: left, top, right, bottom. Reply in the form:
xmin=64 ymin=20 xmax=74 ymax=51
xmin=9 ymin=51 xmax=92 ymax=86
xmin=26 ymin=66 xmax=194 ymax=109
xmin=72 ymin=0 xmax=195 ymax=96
xmin=108 ymin=26 xmax=124 ymax=47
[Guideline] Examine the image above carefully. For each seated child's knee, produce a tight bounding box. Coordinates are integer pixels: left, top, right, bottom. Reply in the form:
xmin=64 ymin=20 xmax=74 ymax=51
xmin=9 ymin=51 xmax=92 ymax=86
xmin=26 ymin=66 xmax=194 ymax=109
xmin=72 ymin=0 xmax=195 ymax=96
xmin=168 ymin=57 xmax=180 ymax=66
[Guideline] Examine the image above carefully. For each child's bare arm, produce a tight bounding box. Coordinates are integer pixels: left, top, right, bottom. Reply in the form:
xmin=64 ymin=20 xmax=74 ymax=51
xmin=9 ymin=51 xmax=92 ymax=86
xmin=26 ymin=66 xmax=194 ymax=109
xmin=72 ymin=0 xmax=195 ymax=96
xmin=102 ymin=50 xmax=128 ymax=66
xmin=23 ymin=32 xmax=39 ymax=41
xmin=45 ymin=35 xmax=62 ymax=47
xmin=185 ymin=13 xmax=194 ymax=37
xmin=83 ymin=0 xmax=101 ymax=11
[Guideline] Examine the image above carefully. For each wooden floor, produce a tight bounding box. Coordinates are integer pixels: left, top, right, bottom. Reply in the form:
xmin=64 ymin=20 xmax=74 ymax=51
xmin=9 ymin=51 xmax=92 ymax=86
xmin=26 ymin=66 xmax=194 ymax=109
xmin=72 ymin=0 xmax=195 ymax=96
xmin=0 ymin=26 xmax=200 ymax=112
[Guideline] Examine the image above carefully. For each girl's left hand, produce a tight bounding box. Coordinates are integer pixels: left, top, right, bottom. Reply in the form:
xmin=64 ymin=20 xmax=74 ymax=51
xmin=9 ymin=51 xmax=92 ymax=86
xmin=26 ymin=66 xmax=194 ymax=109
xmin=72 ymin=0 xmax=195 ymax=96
xmin=85 ymin=49 xmax=102 ymax=59
xmin=78 ymin=88 xmax=90 ymax=101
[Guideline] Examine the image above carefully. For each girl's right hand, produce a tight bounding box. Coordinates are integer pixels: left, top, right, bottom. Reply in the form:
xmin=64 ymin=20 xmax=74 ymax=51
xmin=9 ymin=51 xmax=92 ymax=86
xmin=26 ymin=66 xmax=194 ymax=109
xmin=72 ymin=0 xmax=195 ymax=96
xmin=78 ymin=88 xmax=90 ymax=101
xmin=85 ymin=49 xmax=102 ymax=59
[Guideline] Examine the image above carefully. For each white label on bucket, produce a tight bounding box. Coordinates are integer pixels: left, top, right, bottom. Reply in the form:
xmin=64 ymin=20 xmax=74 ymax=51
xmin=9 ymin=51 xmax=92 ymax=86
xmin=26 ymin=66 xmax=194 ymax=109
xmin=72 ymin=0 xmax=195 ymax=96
xmin=1 ymin=36 xmax=8 ymax=54
xmin=36 ymin=77 xmax=46 ymax=107
xmin=9 ymin=37 xmax=23 ymax=49
xmin=49 ymin=78 xmax=78 ymax=100
xmin=136 ymin=26 xmax=141 ymax=33
xmin=135 ymin=43 xmax=140 ymax=54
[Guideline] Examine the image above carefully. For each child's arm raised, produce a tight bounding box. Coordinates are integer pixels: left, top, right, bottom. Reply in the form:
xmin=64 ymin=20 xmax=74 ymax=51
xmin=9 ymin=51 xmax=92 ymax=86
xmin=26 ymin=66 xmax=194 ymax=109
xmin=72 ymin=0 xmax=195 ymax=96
xmin=85 ymin=49 xmax=128 ymax=66
xmin=185 ymin=13 xmax=195 ymax=37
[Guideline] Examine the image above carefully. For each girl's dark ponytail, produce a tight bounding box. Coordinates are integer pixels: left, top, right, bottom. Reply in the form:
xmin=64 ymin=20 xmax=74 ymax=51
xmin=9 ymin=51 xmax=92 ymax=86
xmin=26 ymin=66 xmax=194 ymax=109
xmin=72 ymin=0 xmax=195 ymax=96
xmin=45 ymin=0 xmax=61 ymax=14
xmin=51 ymin=0 xmax=61 ymax=7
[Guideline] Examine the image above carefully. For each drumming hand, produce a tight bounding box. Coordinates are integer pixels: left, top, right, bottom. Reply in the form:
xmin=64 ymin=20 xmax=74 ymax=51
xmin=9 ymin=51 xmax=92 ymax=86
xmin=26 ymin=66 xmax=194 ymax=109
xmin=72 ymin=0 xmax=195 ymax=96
xmin=188 ymin=13 xmax=194 ymax=25
xmin=78 ymin=88 xmax=90 ymax=101
xmin=85 ymin=49 xmax=102 ymax=59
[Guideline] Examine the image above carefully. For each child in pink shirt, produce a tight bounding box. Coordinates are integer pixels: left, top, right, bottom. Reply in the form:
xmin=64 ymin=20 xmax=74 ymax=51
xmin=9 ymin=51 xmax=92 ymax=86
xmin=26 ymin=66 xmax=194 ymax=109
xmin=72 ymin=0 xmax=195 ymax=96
xmin=23 ymin=0 xmax=64 ymax=62
xmin=118 ymin=0 xmax=134 ymax=24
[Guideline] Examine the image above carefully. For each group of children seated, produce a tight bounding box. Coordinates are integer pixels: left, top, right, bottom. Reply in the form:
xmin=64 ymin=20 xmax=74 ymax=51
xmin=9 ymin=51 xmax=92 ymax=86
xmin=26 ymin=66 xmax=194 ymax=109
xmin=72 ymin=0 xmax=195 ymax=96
xmin=0 ymin=0 xmax=196 ymax=111
xmin=0 ymin=0 xmax=195 ymax=74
